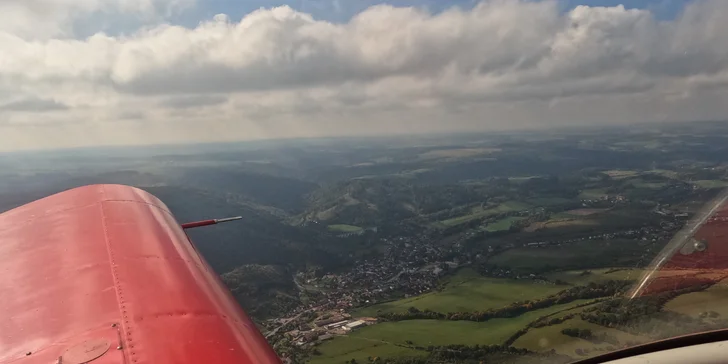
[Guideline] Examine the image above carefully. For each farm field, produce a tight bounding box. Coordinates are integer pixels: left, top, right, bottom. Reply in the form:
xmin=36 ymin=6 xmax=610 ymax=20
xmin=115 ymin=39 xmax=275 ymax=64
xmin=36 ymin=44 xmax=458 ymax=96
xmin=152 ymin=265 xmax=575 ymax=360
xmin=524 ymin=217 xmax=596 ymax=232
xmin=355 ymin=269 xmax=564 ymax=316
xmin=485 ymin=216 xmax=525 ymax=232
xmin=308 ymin=336 xmax=426 ymax=364
xmin=692 ymin=180 xmax=728 ymax=189
xmin=328 ymin=224 xmax=363 ymax=232
xmin=513 ymin=318 xmax=648 ymax=357
xmin=602 ymin=170 xmax=640 ymax=179
xmin=419 ymin=148 xmax=501 ymax=159
xmin=579 ymin=188 xmax=609 ymax=199
xmin=665 ymin=280 xmax=728 ymax=317
xmin=315 ymin=300 xmax=594 ymax=364
xmin=527 ymin=196 xmax=575 ymax=206
xmin=440 ymin=201 xmax=531 ymax=227
xmin=565 ymin=208 xmax=609 ymax=216
xmin=546 ymin=268 xmax=643 ymax=285
xmin=489 ymin=237 xmax=652 ymax=274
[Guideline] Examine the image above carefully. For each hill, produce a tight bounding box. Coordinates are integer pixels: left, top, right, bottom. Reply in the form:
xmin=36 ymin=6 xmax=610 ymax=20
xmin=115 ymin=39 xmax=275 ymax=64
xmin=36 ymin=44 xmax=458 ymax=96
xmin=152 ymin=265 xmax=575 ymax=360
xmin=221 ymin=264 xmax=300 ymax=319
xmin=299 ymin=178 xmax=487 ymax=226
xmin=176 ymin=167 xmax=318 ymax=213
xmin=144 ymin=186 xmax=346 ymax=274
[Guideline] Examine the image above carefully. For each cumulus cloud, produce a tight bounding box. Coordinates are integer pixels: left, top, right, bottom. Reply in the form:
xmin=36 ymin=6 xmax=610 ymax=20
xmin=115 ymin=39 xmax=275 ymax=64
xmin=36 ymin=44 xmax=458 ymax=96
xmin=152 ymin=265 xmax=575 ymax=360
xmin=160 ymin=95 xmax=227 ymax=108
xmin=0 ymin=0 xmax=194 ymax=39
xmin=1 ymin=0 xmax=728 ymax=150
xmin=0 ymin=98 xmax=69 ymax=112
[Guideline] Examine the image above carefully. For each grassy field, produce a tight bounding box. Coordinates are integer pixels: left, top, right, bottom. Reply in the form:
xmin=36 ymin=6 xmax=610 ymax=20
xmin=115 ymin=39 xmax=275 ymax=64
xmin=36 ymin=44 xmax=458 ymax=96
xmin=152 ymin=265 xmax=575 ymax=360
xmin=603 ymin=170 xmax=640 ymax=179
xmin=579 ymin=188 xmax=608 ymax=199
xmin=328 ymin=224 xmax=363 ymax=232
xmin=565 ymin=208 xmax=609 ymax=216
xmin=526 ymin=197 xmax=575 ymax=207
xmin=440 ymin=201 xmax=531 ymax=227
xmin=513 ymin=318 xmax=648 ymax=357
xmin=612 ymin=140 xmax=662 ymax=149
xmin=489 ymin=240 xmax=646 ymax=273
xmin=314 ymin=300 xmax=593 ymax=364
xmin=485 ymin=216 xmax=524 ymax=232
xmin=692 ymin=180 xmax=728 ymax=189
xmin=525 ymin=217 xmax=596 ymax=232
xmin=632 ymin=181 xmax=667 ymax=189
xmin=308 ymin=336 xmax=426 ymax=364
xmin=508 ymin=176 xmax=540 ymax=182
xmin=419 ymin=148 xmax=501 ymax=159
xmin=355 ymin=269 xmax=564 ymax=316
xmin=665 ymin=280 xmax=728 ymax=317
xmin=314 ymin=267 xmax=648 ymax=363
xmin=649 ymin=169 xmax=679 ymax=179
xmin=545 ymin=268 xmax=643 ymax=285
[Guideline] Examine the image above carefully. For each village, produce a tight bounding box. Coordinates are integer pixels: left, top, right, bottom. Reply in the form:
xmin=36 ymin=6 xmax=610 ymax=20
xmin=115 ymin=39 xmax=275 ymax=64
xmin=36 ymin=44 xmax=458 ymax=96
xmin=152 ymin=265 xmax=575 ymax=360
xmin=263 ymin=199 xmax=691 ymax=349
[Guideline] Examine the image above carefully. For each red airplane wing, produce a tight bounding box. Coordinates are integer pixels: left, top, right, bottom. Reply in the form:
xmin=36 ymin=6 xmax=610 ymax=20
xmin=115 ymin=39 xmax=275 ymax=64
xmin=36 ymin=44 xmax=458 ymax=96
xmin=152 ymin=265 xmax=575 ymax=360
xmin=0 ymin=184 xmax=281 ymax=364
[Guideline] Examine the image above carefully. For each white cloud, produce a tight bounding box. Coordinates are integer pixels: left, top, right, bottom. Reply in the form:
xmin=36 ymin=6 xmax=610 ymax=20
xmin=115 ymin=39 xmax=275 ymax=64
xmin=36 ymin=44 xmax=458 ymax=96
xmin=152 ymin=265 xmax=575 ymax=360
xmin=160 ymin=95 xmax=228 ymax=108
xmin=0 ymin=97 xmax=68 ymax=112
xmin=0 ymin=0 xmax=194 ymax=39
xmin=1 ymin=0 xmax=728 ymax=150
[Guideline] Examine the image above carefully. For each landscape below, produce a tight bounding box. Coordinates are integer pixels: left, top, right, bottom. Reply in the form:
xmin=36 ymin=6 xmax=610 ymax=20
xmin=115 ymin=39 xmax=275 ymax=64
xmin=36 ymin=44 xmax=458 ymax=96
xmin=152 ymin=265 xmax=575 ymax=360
xmin=3 ymin=122 xmax=728 ymax=363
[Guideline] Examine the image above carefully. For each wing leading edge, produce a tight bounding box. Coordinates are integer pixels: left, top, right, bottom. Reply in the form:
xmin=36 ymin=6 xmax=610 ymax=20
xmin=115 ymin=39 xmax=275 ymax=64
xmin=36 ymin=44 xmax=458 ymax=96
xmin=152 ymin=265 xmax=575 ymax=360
xmin=0 ymin=184 xmax=280 ymax=364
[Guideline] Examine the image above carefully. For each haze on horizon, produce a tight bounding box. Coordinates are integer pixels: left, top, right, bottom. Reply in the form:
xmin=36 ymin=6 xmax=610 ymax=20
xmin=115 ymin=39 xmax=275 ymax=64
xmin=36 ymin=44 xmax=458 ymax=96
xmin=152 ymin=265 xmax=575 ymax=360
xmin=0 ymin=0 xmax=727 ymax=151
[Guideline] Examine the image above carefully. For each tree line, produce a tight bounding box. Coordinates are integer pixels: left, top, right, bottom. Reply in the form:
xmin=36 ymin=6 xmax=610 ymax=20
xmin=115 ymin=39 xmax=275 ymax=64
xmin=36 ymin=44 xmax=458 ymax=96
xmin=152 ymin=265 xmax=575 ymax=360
xmin=346 ymin=344 xmax=572 ymax=364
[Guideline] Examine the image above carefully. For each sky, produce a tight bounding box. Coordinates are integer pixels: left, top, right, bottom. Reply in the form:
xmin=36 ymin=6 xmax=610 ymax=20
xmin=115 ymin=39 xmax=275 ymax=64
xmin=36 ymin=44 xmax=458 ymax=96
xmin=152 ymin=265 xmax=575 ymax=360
xmin=0 ymin=0 xmax=727 ymax=151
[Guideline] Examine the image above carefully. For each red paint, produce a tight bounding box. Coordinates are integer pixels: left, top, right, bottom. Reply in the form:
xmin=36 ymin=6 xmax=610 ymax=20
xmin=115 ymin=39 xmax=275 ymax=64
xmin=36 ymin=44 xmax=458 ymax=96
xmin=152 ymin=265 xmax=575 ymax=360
xmin=0 ymin=185 xmax=281 ymax=364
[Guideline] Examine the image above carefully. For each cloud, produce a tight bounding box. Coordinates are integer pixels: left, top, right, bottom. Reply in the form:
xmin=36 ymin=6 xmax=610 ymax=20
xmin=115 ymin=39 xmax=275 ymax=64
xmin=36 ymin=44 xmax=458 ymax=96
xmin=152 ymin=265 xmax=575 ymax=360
xmin=0 ymin=98 xmax=68 ymax=112
xmin=1 ymin=0 xmax=728 ymax=150
xmin=0 ymin=0 xmax=194 ymax=39
xmin=160 ymin=95 xmax=227 ymax=108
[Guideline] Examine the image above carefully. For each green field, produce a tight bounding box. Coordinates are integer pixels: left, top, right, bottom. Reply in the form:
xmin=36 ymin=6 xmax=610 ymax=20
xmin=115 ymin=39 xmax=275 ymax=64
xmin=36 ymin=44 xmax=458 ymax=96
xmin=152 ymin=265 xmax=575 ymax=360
xmin=602 ymin=170 xmax=640 ymax=179
xmin=665 ymin=281 xmax=728 ymax=317
xmin=579 ymin=188 xmax=608 ymax=199
xmin=440 ymin=201 xmax=531 ymax=227
xmin=508 ymin=176 xmax=540 ymax=183
xmin=526 ymin=197 xmax=575 ymax=207
xmin=692 ymin=180 xmax=728 ymax=189
xmin=308 ymin=336 xmax=426 ymax=364
xmin=631 ymin=181 xmax=667 ymax=189
xmin=314 ymin=300 xmax=593 ymax=364
xmin=328 ymin=224 xmax=363 ymax=232
xmin=489 ymin=240 xmax=646 ymax=273
xmin=355 ymin=269 xmax=563 ymax=316
xmin=314 ymin=267 xmax=646 ymax=363
xmin=546 ymin=268 xmax=642 ymax=286
xmin=648 ymin=169 xmax=679 ymax=179
xmin=485 ymin=216 xmax=524 ymax=232
xmin=513 ymin=318 xmax=647 ymax=357
xmin=612 ymin=140 xmax=662 ymax=149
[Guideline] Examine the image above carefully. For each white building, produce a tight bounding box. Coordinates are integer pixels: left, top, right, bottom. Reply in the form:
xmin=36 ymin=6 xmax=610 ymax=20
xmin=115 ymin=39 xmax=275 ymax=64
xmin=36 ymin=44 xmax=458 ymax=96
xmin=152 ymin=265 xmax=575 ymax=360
xmin=344 ymin=320 xmax=366 ymax=330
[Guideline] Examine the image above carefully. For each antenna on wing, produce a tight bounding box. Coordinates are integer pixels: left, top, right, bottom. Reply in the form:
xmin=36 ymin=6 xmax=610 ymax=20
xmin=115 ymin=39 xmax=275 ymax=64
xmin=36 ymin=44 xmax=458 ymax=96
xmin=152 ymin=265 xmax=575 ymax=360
xmin=181 ymin=216 xmax=242 ymax=230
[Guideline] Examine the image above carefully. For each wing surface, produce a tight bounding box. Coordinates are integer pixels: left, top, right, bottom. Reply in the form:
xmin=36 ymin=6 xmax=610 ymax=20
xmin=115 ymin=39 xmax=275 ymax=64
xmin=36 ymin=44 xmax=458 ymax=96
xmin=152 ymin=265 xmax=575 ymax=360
xmin=0 ymin=184 xmax=280 ymax=364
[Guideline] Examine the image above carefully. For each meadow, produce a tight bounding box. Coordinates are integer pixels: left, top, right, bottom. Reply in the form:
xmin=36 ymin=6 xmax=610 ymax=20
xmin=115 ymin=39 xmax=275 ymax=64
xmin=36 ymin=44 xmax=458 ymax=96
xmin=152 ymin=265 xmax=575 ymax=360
xmin=355 ymin=268 xmax=564 ymax=316
xmin=440 ymin=201 xmax=531 ymax=227
xmin=314 ymin=300 xmax=594 ymax=364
